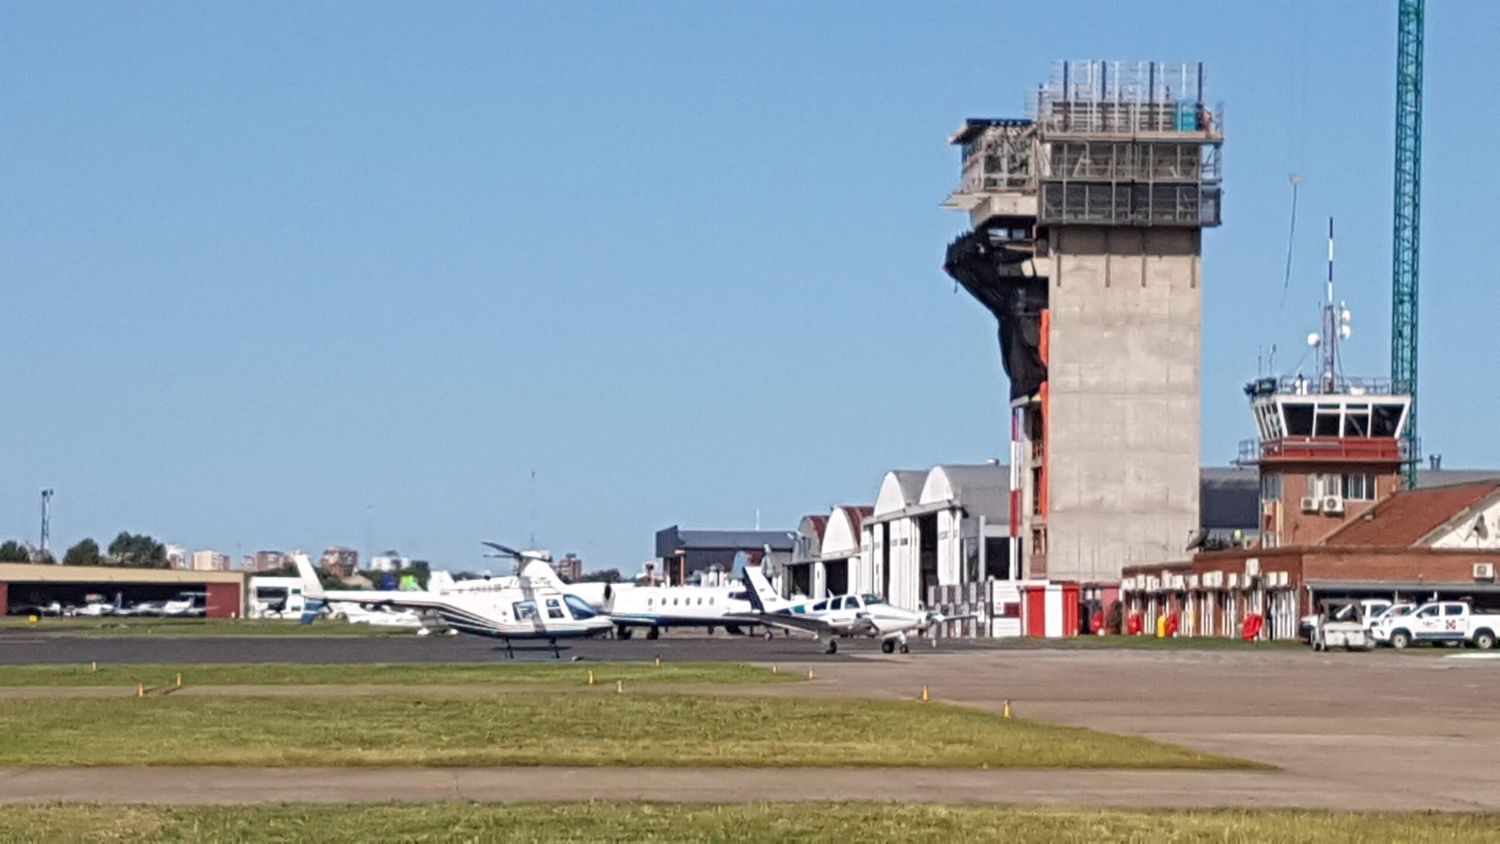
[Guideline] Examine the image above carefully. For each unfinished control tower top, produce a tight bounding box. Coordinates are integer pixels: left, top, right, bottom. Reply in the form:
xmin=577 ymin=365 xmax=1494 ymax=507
xmin=944 ymin=60 xmax=1223 ymax=230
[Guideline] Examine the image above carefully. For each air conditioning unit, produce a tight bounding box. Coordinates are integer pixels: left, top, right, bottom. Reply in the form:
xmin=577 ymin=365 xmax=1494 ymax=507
xmin=1186 ymin=573 xmax=1201 ymax=589
xmin=1203 ymin=571 xmax=1223 ymax=589
xmin=1245 ymin=558 xmax=1261 ymax=577
xmin=1171 ymin=575 xmax=1186 ymax=591
xmin=1301 ymin=496 xmax=1320 ymax=513
xmin=1227 ymin=572 xmax=1241 ymax=589
xmin=1323 ymin=496 xmax=1345 ymax=515
xmin=1475 ymin=563 xmax=1496 ymax=581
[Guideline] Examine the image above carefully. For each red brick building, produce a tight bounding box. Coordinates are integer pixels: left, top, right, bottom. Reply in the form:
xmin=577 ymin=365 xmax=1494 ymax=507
xmin=1123 ymin=479 xmax=1500 ymax=639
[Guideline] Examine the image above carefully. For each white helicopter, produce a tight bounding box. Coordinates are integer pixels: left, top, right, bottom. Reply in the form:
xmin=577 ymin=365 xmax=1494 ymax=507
xmin=294 ymin=542 xmax=612 ymax=658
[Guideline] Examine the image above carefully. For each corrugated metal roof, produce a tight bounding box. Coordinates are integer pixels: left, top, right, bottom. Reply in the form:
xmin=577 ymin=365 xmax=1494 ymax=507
xmin=668 ymin=529 xmax=796 ymax=552
xmin=1201 ymin=466 xmax=1259 ymax=531
xmin=801 ymin=515 xmax=828 ymax=541
xmin=1323 ymin=480 xmax=1500 ymax=547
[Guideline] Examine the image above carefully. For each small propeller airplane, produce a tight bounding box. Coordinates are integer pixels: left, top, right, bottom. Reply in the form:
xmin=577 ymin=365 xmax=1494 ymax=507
xmin=730 ymin=564 xmax=973 ymax=655
xmin=294 ymin=541 xmax=612 ymax=658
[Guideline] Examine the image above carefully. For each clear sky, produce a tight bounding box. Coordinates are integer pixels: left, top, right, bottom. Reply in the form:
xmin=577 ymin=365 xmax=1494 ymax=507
xmin=3 ymin=2 xmax=1498 ymax=573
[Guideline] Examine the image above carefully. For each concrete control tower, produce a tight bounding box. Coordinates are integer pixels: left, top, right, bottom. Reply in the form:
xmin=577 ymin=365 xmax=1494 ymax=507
xmin=943 ymin=61 xmax=1223 ymax=584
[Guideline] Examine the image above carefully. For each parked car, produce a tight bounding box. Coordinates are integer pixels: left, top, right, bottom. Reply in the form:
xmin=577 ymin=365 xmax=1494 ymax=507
xmin=1371 ymin=601 xmax=1500 ymax=650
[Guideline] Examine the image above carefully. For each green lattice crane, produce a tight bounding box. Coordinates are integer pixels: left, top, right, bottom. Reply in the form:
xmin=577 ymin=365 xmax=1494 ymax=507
xmin=1392 ymin=0 xmax=1424 ymax=488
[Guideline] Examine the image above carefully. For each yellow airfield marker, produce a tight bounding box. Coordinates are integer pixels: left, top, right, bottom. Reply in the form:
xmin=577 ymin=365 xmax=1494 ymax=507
xmin=920 ymin=685 xmax=931 ymax=703
xmin=771 ymin=664 xmax=779 ymax=674
xmin=176 ymin=673 xmax=183 ymax=689
xmin=1002 ymin=699 xmax=1013 ymax=719
xmin=616 ymin=680 xmax=624 ymax=694
xmin=587 ymin=670 xmax=597 ymax=686
xmin=136 ymin=683 xmax=146 ymax=698
xmin=90 ymin=662 xmax=98 ymax=673
xmin=654 ymin=655 xmax=662 ymax=668
xmin=806 ymin=668 xmax=816 ymax=680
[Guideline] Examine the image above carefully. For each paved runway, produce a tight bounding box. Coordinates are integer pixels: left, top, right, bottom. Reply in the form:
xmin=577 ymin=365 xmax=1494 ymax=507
xmin=0 ymin=631 xmax=983 ymax=664
xmin=5 ymin=639 xmax=1500 ymax=811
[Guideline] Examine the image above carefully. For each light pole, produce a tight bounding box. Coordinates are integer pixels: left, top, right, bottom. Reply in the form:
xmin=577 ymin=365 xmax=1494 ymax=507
xmin=40 ymin=489 xmax=54 ymax=561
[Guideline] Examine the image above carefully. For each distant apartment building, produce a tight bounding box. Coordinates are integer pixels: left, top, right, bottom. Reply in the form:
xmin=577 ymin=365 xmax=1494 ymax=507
xmin=242 ymin=550 xmax=287 ymax=573
xmin=320 ymin=546 xmax=359 ymax=579
xmin=165 ymin=545 xmax=188 ymax=570
xmin=554 ymin=553 xmax=584 ymax=582
xmin=367 ymin=550 xmax=410 ymax=574
xmin=190 ymin=549 xmax=231 ymax=572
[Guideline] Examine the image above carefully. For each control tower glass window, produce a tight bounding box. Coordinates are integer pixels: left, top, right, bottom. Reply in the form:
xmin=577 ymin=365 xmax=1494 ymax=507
xmin=1372 ymin=405 xmax=1403 ymax=438
xmin=1283 ymin=403 xmax=1314 ymax=437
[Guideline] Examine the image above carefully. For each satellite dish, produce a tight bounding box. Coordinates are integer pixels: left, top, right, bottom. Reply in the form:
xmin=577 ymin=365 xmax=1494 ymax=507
xmin=1306 ymin=332 xmax=1321 ymax=347
xmin=1339 ymin=324 xmax=1353 ymax=339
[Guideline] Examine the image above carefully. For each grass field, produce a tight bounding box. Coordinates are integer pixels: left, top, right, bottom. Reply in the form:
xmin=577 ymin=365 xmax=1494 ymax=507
xmin=0 ymin=693 xmax=1249 ymax=769
xmin=1 ymin=804 xmax=1494 ymax=843
xmin=0 ymin=661 xmax=792 ymax=688
xmin=0 ymin=617 xmax=407 ymax=636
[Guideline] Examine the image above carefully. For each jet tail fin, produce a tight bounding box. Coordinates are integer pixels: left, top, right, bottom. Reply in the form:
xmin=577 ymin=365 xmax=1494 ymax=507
xmin=426 ymin=570 xmax=454 ymax=592
xmin=293 ymin=553 xmax=325 ymax=599
xmin=741 ymin=563 xmax=781 ymax=612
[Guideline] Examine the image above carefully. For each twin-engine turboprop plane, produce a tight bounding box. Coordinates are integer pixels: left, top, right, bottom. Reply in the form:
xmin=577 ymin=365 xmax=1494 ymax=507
xmin=295 ymin=542 xmax=612 ymax=657
xmin=731 ymin=564 xmax=972 ymax=655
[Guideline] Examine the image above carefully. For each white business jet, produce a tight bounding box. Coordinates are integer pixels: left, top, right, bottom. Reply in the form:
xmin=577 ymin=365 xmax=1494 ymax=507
xmin=294 ymin=542 xmax=612 ymax=657
xmin=731 ymin=565 xmax=971 ymax=655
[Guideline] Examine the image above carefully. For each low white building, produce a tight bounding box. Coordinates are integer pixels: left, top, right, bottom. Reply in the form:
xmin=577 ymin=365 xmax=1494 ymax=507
xmin=862 ymin=464 xmax=1013 ymax=610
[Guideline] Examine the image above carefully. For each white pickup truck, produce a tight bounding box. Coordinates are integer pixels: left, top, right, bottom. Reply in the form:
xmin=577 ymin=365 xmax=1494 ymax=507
xmin=1371 ymin=601 xmax=1500 ymax=650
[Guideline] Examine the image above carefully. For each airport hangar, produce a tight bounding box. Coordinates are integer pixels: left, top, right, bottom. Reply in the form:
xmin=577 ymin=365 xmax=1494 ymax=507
xmin=0 ymin=563 xmax=247 ymax=618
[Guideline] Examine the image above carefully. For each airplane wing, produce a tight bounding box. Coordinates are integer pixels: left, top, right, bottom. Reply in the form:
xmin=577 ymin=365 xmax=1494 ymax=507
xmin=725 ymin=612 xmax=863 ymax=637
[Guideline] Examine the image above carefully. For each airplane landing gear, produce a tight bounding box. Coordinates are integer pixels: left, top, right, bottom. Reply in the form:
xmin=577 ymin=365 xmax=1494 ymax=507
xmin=763 ymin=630 xmax=774 ymax=641
xmin=616 ymin=625 xmax=634 ymax=640
xmin=549 ymin=638 xmax=561 ymax=659
xmin=881 ymin=639 xmax=896 ymax=654
xmin=646 ymin=627 xmax=660 ymax=640
xmin=503 ymin=639 xmax=515 ymax=660
xmin=823 ymin=639 xmax=838 ymax=655
xmin=897 ymin=633 xmax=910 ymax=654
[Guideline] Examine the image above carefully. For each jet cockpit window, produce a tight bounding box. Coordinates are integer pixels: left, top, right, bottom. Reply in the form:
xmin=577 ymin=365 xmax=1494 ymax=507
xmin=545 ymin=598 xmax=565 ymax=620
xmin=513 ymin=601 xmax=538 ymax=621
xmin=563 ymin=595 xmax=597 ymax=619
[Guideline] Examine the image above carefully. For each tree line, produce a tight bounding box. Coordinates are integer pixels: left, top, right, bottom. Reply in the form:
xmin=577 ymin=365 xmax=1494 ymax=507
xmin=0 ymin=533 xmax=167 ymax=568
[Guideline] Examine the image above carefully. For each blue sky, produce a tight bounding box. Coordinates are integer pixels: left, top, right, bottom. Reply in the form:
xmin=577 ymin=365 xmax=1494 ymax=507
xmin=3 ymin=2 xmax=1498 ymax=572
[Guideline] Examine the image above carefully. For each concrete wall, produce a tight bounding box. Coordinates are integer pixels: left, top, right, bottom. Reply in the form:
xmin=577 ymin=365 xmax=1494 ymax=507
xmin=1043 ymin=226 xmax=1202 ymax=582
